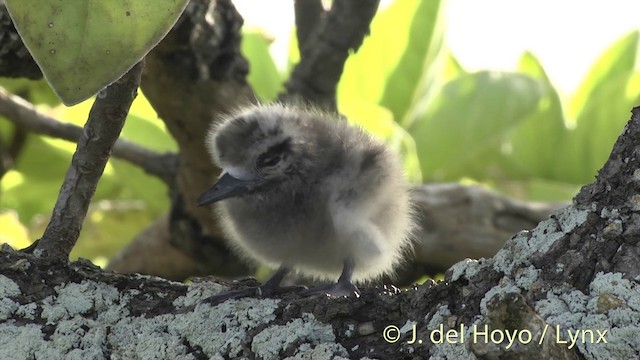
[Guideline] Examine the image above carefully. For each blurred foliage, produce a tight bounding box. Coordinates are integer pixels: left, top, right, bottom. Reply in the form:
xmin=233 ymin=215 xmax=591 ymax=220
xmin=0 ymin=83 xmax=174 ymax=260
xmin=242 ymin=0 xmax=639 ymax=201
xmin=2 ymin=0 xmax=639 ymax=260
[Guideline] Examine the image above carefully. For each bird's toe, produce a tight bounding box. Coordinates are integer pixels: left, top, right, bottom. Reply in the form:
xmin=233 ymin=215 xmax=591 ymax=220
xmin=299 ymin=281 xmax=360 ymax=298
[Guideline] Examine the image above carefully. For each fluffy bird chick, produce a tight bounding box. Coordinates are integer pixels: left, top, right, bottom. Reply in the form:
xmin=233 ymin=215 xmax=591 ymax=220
xmin=198 ymin=104 xmax=413 ymax=300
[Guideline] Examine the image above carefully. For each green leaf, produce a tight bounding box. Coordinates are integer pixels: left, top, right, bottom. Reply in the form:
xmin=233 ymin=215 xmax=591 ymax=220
xmin=5 ymin=0 xmax=189 ymax=105
xmin=561 ymin=73 xmax=640 ymax=184
xmin=378 ymin=0 xmax=445 ymax=123
xmin=555 ymin=31 xmax=640 ymax=184
xmin=569 ymin=31 xmax=640 ymax=121
xmin=241 ymin=30 xmax=283 ymax=101
xmin=409 ymin=71 xmax=544 ymax=181
xmin=500 ymin=52 xmax=567 ymax=180
xmin=337 ymin=0 xmax=445 ymax=122
xmin=402 ymin=50 xmax=466 ymax=129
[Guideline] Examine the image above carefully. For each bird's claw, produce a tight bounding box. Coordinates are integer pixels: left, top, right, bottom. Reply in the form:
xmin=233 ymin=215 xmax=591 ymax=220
xmin=299 ymin=281 xmax=360 ymax=298
xmin=201 ymin=285 xmax=307 ymax=306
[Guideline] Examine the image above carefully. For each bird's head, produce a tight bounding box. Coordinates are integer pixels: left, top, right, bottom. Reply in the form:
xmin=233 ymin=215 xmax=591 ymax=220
xmin=197 ymin=104 xmax=312 ymax=206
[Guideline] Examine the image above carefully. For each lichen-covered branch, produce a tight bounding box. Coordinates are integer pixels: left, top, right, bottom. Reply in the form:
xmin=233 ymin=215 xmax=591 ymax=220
xmin=35 ymin=62 xmax=145 ymax=259
xmin=0 ymin=87 xmax=177 ymax=185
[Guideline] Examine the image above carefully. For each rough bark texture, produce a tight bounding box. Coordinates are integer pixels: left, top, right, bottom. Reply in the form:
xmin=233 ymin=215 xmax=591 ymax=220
xmin=136 ymin=0 xmax=256 ymax=279
xmin=2 ymin=109 xmax=640 ymax=358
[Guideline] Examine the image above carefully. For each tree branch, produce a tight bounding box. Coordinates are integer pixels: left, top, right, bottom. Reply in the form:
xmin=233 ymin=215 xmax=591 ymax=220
xmin=35 ymin=62 xmax=145 ymax=259
xmin=282 ymin=0 xmax=380 ymax=110
xmin=294 ymin=0 xmax=325 ymax=52
xmin=0 ymin=87 xmax=177 ymax=185
xmin=139 ymin=0 xmax=254 ymax=279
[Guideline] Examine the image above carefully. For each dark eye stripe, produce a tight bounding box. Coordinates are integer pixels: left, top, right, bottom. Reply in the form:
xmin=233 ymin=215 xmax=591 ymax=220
xmin=257 ymin=138 xmax=291 ymax=168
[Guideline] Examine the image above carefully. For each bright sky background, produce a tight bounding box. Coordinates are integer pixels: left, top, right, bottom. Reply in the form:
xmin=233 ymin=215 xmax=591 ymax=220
xmin=233 ymin=0 xmax=640 ymax=97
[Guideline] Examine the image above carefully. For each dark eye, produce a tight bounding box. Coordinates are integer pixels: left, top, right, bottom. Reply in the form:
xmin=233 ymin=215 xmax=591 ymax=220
xmin=257 ymin=138 xmax=291 ymax=168
xmin=257 ymin=154 xmax=282 ymax=168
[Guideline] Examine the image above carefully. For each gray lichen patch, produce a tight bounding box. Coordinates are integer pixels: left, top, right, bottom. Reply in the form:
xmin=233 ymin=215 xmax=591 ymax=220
xmin=449 ymin=259 xmax=481 ymax=282
xmin=0 ymin=297 xmax=18 ymax=321
xmin=286 ymin=343 xmax=350 ymax=360
xmin=590 ymin=273 xmax=640 ymax=305
xmin=0 ymin=324 xmax=63 ymax=360
xmin=0 ymin=274 xmax=20 ymax=297
xmin=555 ymin=205 xmax=590 ymax=234
xmin=251 ymin=313 xmax=343 ymax=360
xmin=492 ymin=205 xmax=590 ymax=276
xmin=41 ymin=280 xmax=124 ymax=324
xmin=169 ymin=297 xmax=280 ymax=358
xmin=1 ymin=276 xmax=292 ymax=359
xmin=479 ymin=280 xmax=521 ymax=316
xmin=426 ymin=305 xmax=478 ymax=360
xmin=172 ymin=280 xmax=228 ymax=308
xmin=534 ymin=272 xmax=640 ymax=359
xmin=514 ymin=265 xmax=541 ymax=289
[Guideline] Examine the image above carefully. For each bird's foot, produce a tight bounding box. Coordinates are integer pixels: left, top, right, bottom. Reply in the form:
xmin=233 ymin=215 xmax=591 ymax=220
xmin=202 ymin=285 xmax=304 ymax=306
xmin=299 ymin=281 xmax=361 ymax=298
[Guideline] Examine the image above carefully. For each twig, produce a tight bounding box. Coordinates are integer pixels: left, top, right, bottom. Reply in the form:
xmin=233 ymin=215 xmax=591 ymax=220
xmin=283 ymin=0 xmax=380 ymax=110
xmin=0 ymin=87 xmax=177 ymax=185
xmin=35 ymin=61 xmax=145 ymax=259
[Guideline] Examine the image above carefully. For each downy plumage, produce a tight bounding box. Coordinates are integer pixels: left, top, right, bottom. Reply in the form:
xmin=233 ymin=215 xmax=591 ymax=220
xmin=198 ymin=103 xmax=414 ymax=298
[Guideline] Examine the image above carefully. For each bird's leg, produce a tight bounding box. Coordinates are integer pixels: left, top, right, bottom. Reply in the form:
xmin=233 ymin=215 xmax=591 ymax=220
xmin=201 ymin=266 xmax=300 ymax=305
xmin=256 ymin=266 xmax=296 ymax=296
xmin=300 ymin=258 xmax=361 ymax=297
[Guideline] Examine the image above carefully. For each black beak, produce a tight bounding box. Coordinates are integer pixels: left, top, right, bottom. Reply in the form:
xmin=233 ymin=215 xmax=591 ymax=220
xmin=197 ymin=172 xmax=266 ymax=206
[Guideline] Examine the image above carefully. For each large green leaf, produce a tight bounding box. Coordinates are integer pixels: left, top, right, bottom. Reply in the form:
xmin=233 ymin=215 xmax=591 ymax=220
xmin=569 ymin=31 xmax=640 ymax=121
xmin=241 ymin=31 xmax=283 ymax=101
xmin=402 ymin=50 xmax=466 ymax=129
xmin=5 ymin=0 xmax=188 ymax=105
xmin=409 ymin=71 xmax=544 ymax=181
xmin=558 ymin=31 xmax=640 ymax=184
xmin=378 ymin=0 xmax=445 ymax=123
xmin=560 ymin=74 xmax=640 ymax=184
xmin=501 ymin=52 xmax=567 ymax=180
xmin=337 ymin=0 xmax=445 ymax=122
